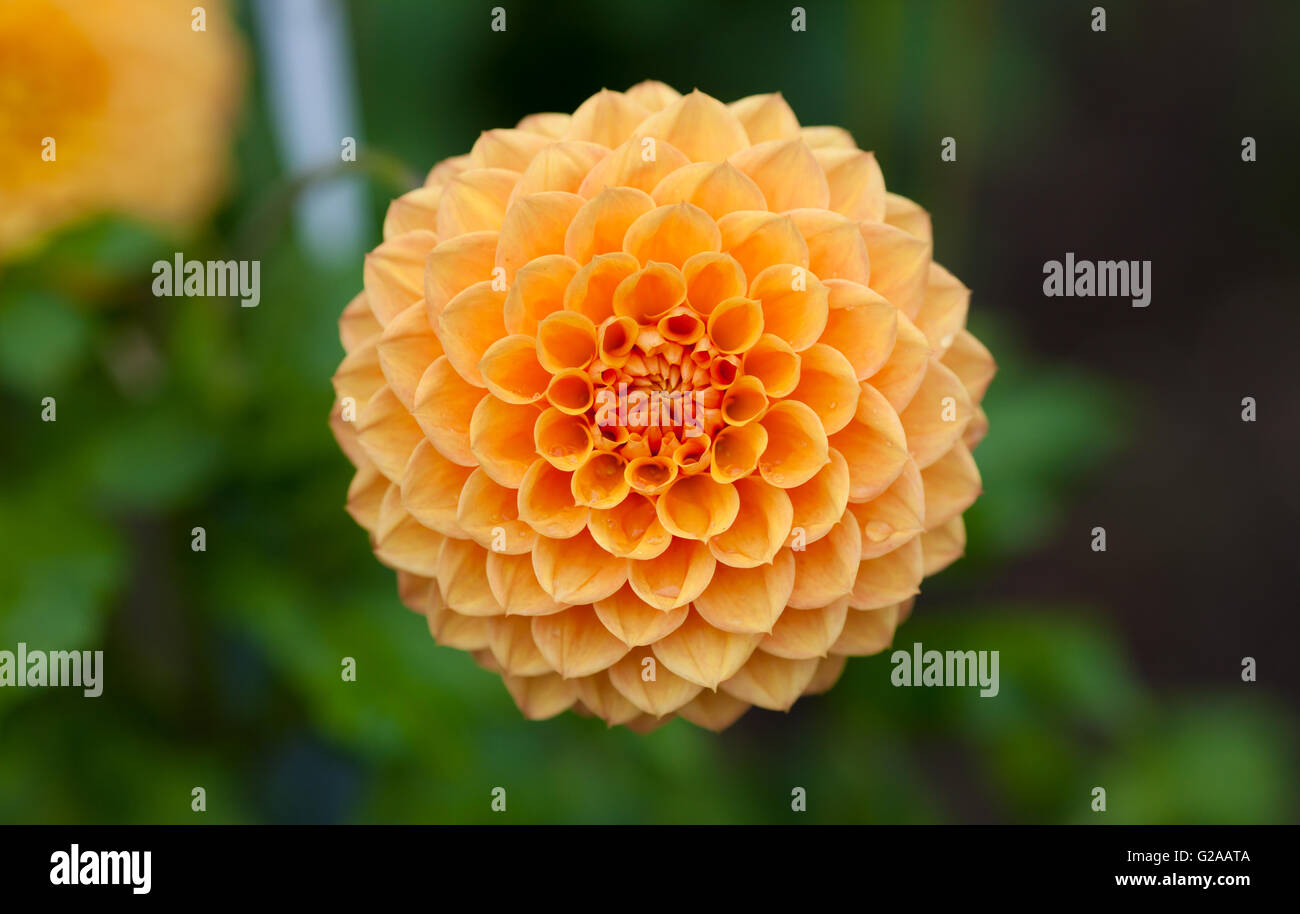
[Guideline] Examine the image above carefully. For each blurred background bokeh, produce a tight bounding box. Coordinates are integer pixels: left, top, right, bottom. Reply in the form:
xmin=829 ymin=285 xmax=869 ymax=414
xmin=1 ymin=0 xmax=1297 ymax=823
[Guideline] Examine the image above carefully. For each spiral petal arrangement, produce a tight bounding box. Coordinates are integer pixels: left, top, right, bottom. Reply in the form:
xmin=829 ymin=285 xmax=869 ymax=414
xmin=332 ymin=82 xmax=995 ymax=731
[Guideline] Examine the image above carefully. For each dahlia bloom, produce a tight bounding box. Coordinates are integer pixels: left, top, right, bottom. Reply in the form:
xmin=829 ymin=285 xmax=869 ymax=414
xmin=332 ymin=82 xmax=995 ymax=731
xmin=0 ymin=0 xmax=243 ymax=258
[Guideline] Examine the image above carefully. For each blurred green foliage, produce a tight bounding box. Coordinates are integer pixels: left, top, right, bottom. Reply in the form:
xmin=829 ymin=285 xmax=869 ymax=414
xmin=0 ymin=0 xmax=1294 ymax=824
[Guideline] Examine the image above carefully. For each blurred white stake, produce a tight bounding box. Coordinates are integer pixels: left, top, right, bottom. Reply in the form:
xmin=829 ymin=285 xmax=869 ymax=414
xmin=252 ymin=0 xmax=366 ymax=262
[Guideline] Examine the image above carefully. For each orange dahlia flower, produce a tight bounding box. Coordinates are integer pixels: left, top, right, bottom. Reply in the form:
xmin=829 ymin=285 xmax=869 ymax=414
xmin=331 ymin=82 xmax=995 ymax=731
xmin=0 ymin=0 xmax=243 ymax=258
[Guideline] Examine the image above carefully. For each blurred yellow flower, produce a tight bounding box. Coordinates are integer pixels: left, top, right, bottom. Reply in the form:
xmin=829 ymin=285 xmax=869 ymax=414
xmin=0 ymin=0 xmax=244 ymax=257
xmin=332 ymin=82 xmax=996 ymax=731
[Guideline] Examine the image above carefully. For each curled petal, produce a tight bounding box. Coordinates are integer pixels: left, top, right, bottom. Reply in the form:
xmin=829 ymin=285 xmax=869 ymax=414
xmin=884 ymin=191 xmax=933 ymax=243
xmin=788 ymin=208 xmax=870 ymax=285
xmin=563 ymin=251 xmax=641 ymax=323
xmin=566 ymin=89 xmax=652 ymax=147
xmin=964 ymin=406 xmax=989 ymax=451
xmin=914 ymin=261 xmax=969 ymax=357
xmin=729 ymin=92 xmax=801 ymax=143
xmin=921 ymin=515 xmax=966 ymax=576
xmin=848 ymin=455 xmax=925 ymax=560
xmin=678 ymin=690 xmax=752 ymax=731
xmin=656 ymin=475 xmax=739 ymax=540
xmin=867 ymin=309 xmax=930 ymax=411
xmin=623 ymin=202 xmax=721 ymax=268
xmin=682 ymin=251 xmax=748 ymax=315
xmin=436 ymin=280 xmax=507 ymax=387
xmin=536 ymin=310 xmax=598 ymax=372
xmin=588 ymin=492 xmax=671 ymax=558
xmin=488 ymin=615 xmax=552 ymax=676
xmin=364 ymin=230 xmax=438 ymax=326
xmin=546 ymin=368 xmax=594 ymax=414
xmin=424 ymin=230 xmax=497 ymax=320
xmin=578 ymin=135 xmax=691 ymax=197
xmin=485 ymin=551 xmax=569 ymax=616
xmin=829 ymin=382 xmax=908 ymax=502
xmin=608 ymin=647 xmax=703 ymax=717
xmin=628 ymin=537 xmax=716 ymax=610
xmin=814 ymin=147 xmax=886 ymax=223
xmin=517 ymin=459 xmax=589 ymax=538
xmin=719 ymin=652 xmax=819 ymax=711
xmin=820 ymin=280 xmax=897 ymax=380
xmin=479 ymin=335 xmax=550 ymax=404
xmin=512 ymin=141 xmax=608 ymax=196
xmin=571 ymin=451 xmax=632 ymax=510
xmin=748 ymin=263 xmax=829 ymax=352
xmin=346 ymin=464 xmax=388 ymax=533
xmin=898 ymin=359 xmax=973 ymax=469
xmin=502 ymin=254 xmax=579 ymax=335
xmin=532 ymin=529 xmax=628 ymax=604
xmin=804 ymin=653 xmax=848 ymax=695
xmin=707 ymin=477 xmax=793 ymax=568
xmin=786 ymin=447 xmax=850 ymax=545
xmin=436 ymin=167 xmax=518 ymax=236
xmin=427 ymin=597 xmax=495 ymax=651
xmin=788 ymin=514 xmax=861 ymax=609
xmin=757 ymin=400 xmax=830 ymax=488
xmin=850 ymin=536 xmax=923 ymax=610
xmin=634 ymin=89 xmax=750 ymax=162
xmin=516 ymin=111 xmax=570 ymax=139
xmin=710 ymin=422 xmax=768 ymax=484
xmin=332 ymin=340 xmax=385 ymax=410
xmin=613 ymin=261 xmax=687 ymax=322
xmin=533 ymin=406 xmax=593 ymax=472
xmin=564 ymin=186 xmax=655 ymax=264
xmin=400 ymin=438 xmax=474 ymax=538
xmin=470 ymin=128 xmax=551 ymax=171
xmin=625 ymin=455 xmax=677 ymax=496
xmin=941 ymin=329 xmax=996 ymax=405
xmin=412 ymin=356 xmax=485 ymax=467
xmin=374 ymin=484 xmax=445 ymax=577
xmin=624 ymin=79 xmax=682 ymax=112
xmin=761 ymin=597 xmax=850 ymax=660
xmin=437 ymin=537 xmax=506 ymax=616
xmin=357 ymin=386 xmax=424 ymax=482
xmin=921 ymin=441 xmax=981 ymax=530
xmin=742 ymin=333 xmax=801 ymax=397
xmin=692 ymin=552 xmax=795 ymax=635
xmin=707 ymin=296 xmax=764 ymax=354
xmin=377 ymin=302 xmax=444 ymax=410
xmin=788 ymin=342 xmax=860 ymax=434
xmin=532 ymin=605 xmax=630 ymax=678
xmin=574 ymin=672 xmax=643 ymax=726
xmin=720 ymin=374 xmax=768 ymax=427
xmin=502 ymin=672 xmax=579 ymax=720
xmin=832 ymin=603 xmax=905 ymax=656
xmin=469 ymin=395 xmax=540 ymax=486
xmin=426 ymin=153 xmax=472 ymax=189
xmin=594 ymin=584 xmax=689 ymax=647
xmin=718 ymin=210 xmax=809 ymax=279
xmin=658 ymin=307 xmax=705 ymax=346
xmin=383 ymin=186 xmax=440 ymax=239
xmin=801 ymin=125 xmax=857 ymax=149
xmin=651 ymin=161 xmax=767 ymax=219
xmin=729 ymin=138 xmax=830 ymax=211
xmin=339 ymin=291 xmax=382 ymax=354
xmin=495 ymin=191 xmax=585 ymax=281
xmin=457 ymin=467 xmax=537 ymax=554
xmin=652 ymin=610 xmax=760 ymax=689
xmin=860 ymin=221 xmax=930 ymax=321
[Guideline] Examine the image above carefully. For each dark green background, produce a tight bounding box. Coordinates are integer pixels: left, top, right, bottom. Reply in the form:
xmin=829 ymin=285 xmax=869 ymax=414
xmin=1 ymin=0 xmax=1296 ymax=823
